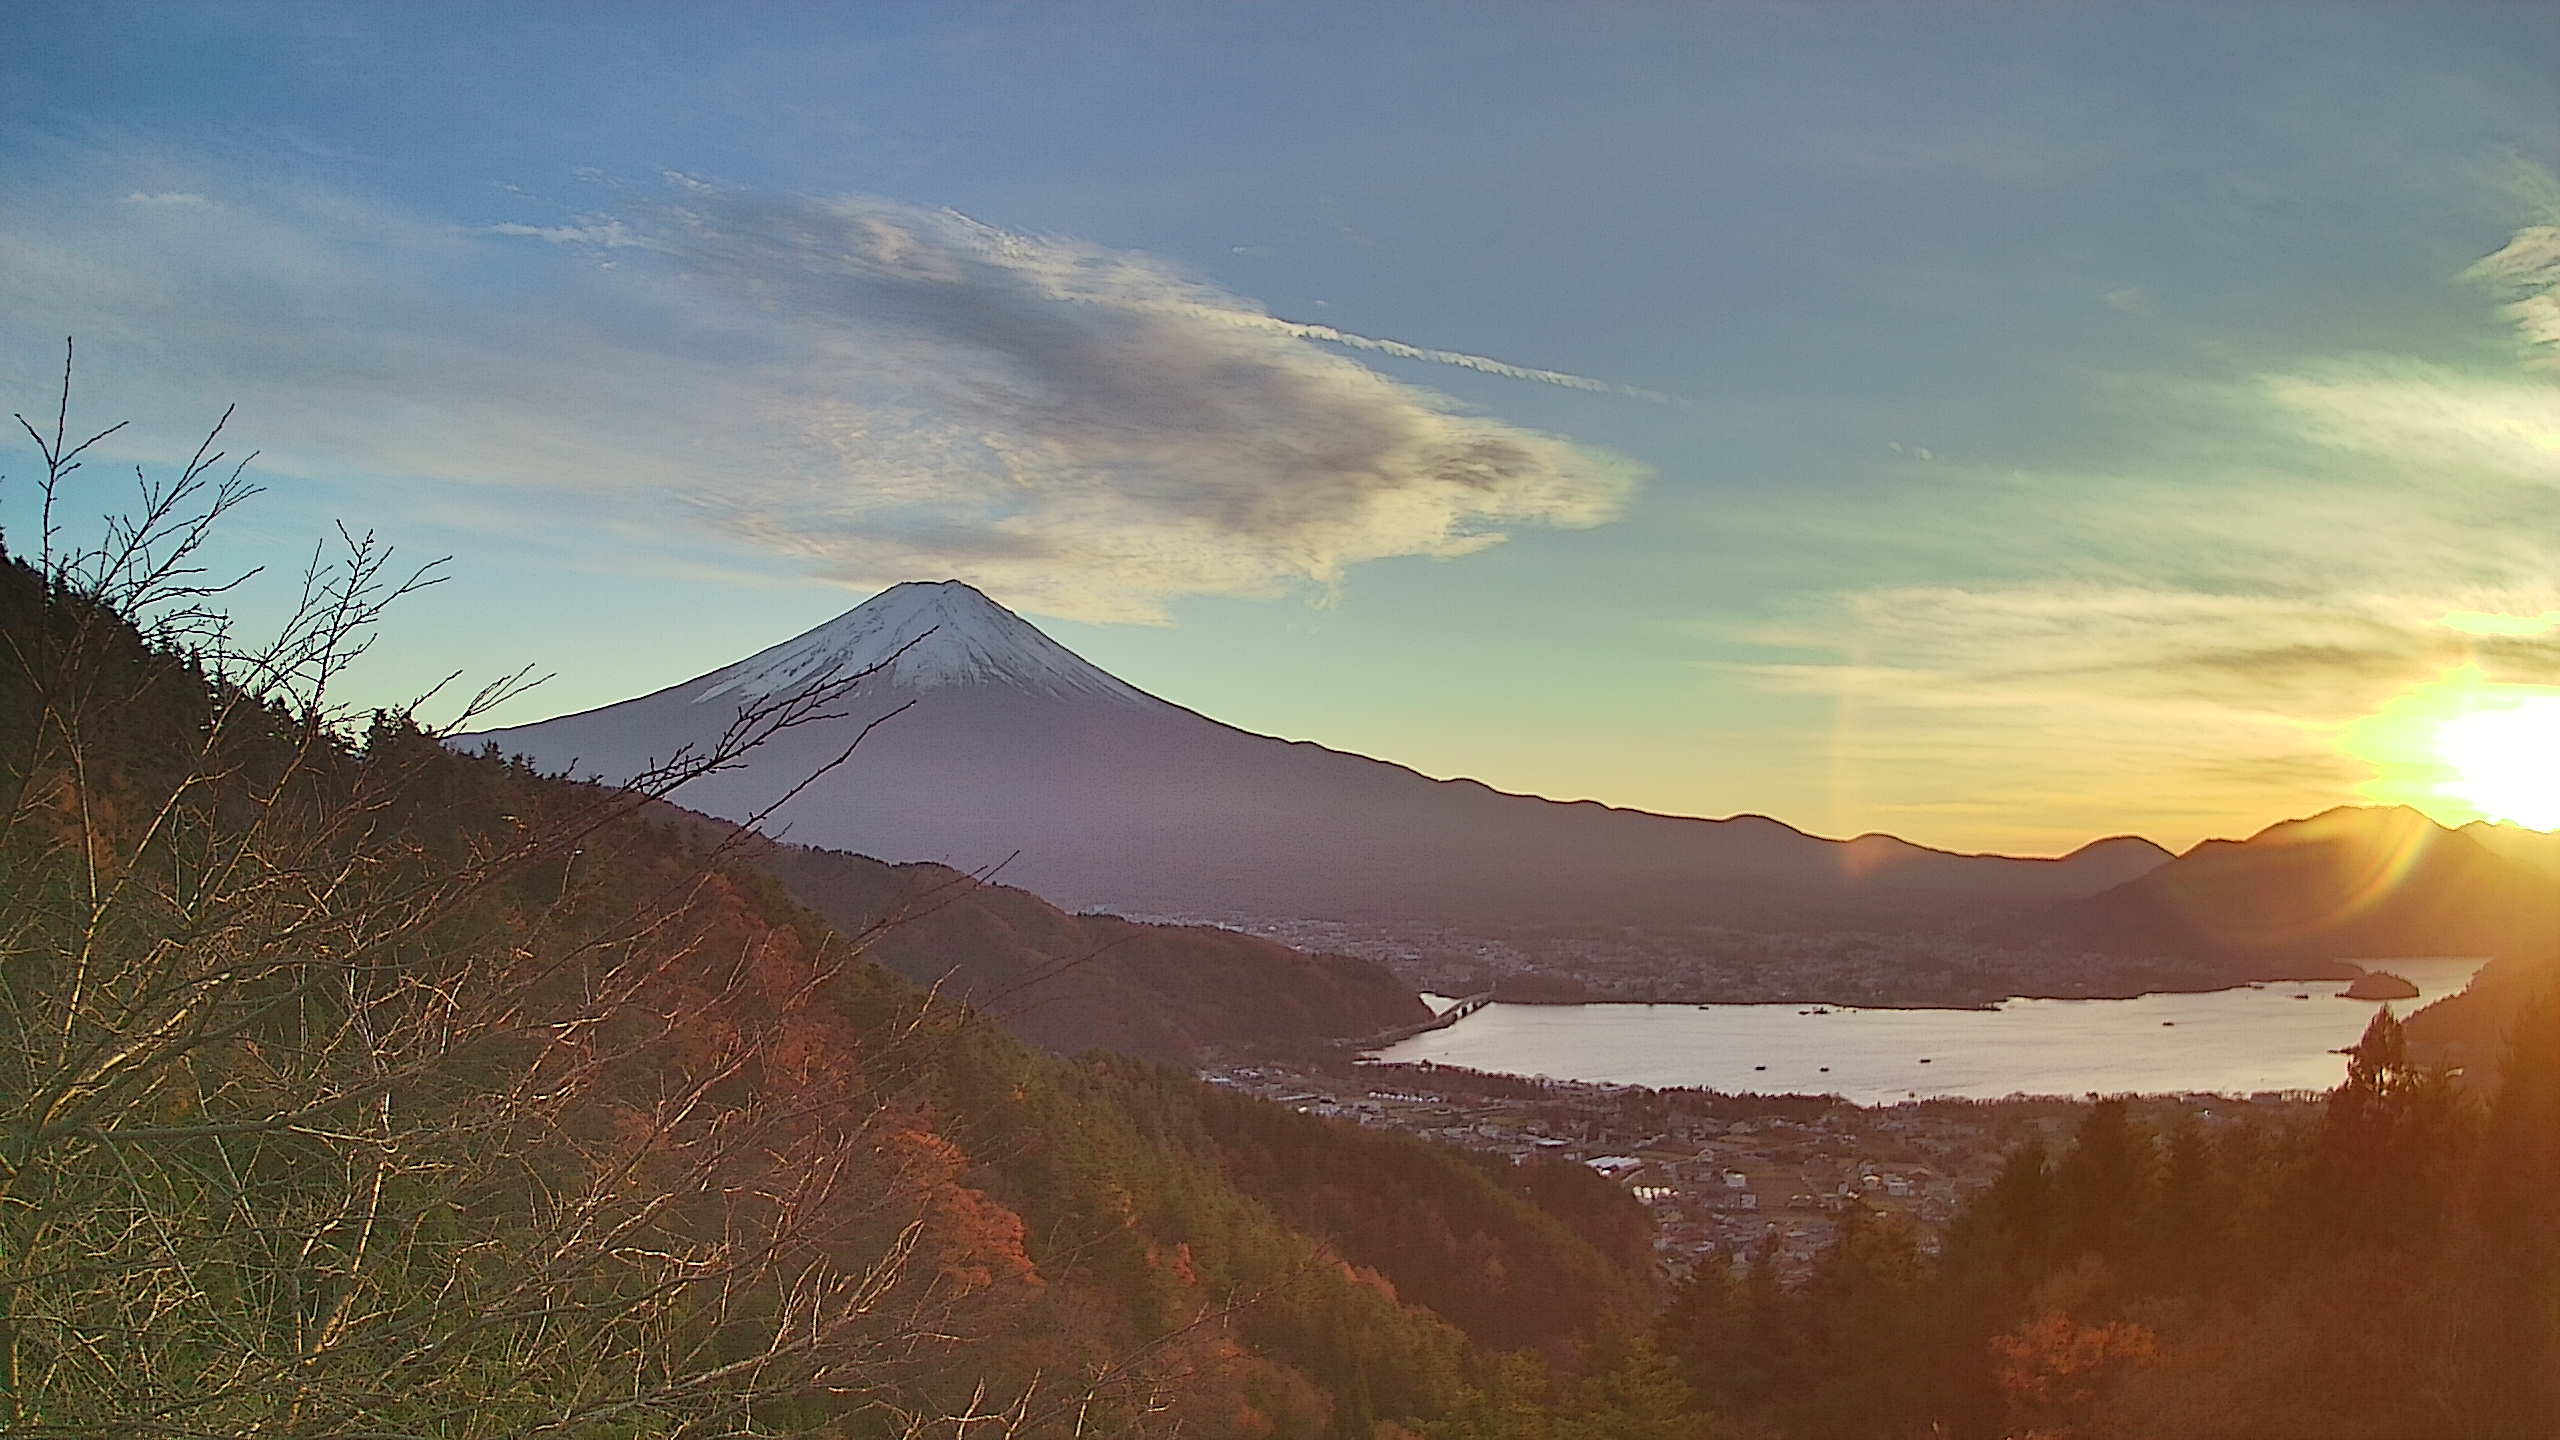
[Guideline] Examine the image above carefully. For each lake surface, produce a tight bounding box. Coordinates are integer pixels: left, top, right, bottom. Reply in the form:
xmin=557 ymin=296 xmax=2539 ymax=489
xmin=1382 ymin=958 xmax=2484 ymax=1104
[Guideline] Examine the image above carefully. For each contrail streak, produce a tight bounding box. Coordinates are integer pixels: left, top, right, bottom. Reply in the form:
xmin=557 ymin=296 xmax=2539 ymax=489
xmin=1186 ymin=305 xmax=1677 ymax=404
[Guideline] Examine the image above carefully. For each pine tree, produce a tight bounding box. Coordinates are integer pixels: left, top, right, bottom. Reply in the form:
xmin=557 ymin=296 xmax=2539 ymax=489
xmin=2052 ymin=1100 xmax=2153 ymax=1265
xmin=2318 ymin=1007 xmax=2472 ymax=1248
xmin=1555 ymin=1341 xmax=1695 ymax=1440
xmin=1657 ymin=1255 xmax=1746 ymax=1410
xmin=2470 ymin=988 xmax=2560 ymax=1431
xmin=2142 ymin=1113 xmax=2228 ymax=1291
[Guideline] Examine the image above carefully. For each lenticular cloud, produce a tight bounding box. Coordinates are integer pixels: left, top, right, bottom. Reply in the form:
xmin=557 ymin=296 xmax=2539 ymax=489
xmin=1 ymin=150 xmax=1647 ymax=625
xmin=525 ymin=184 xmax=1650 ymax=619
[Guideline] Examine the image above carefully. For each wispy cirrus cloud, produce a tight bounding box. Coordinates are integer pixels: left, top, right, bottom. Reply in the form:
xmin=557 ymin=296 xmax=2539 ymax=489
xmin=1 ymin=154 xmax=1648 ymax=621
xmin=1716 ymin=173 xmax=2560 ymax=844
xmin=474 ymin=219 xmax=650 ymax=248
xmin=1724 ymin=581 xmax=2560 ymax=844
xmin=1740 ymin=586 xmax=2560 ymax=721
xmin=2264 ymin=363 xmax=2560 ymax=485
xmin=2468 ymin=161 xmax=2560 ymax=359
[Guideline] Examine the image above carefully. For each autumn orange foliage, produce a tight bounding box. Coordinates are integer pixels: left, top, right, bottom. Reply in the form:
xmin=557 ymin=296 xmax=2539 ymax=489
xmin=1992 ymin=1312 xmax=2159 ymax=1440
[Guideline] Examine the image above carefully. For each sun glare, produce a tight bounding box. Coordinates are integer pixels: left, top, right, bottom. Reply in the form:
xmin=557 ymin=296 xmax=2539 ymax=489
xmin=2432 ymin=694 xmax=2560 ymax=830
xmin=2349 ymin=667 xmax=2560 ymax=832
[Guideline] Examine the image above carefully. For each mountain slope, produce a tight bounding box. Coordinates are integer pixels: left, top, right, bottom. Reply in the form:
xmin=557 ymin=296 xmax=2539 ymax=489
xmin=2458 ymin=818 xmax=2560 ymax=878
xmin=0 ymin=547 xmax=1649 ymax=1434
xmin=737 ymin=834 xmax=1427 ymax=1063
xmin=2405 ymin=954 xmax=2558 ymax=1081
xmin=1996 ymin=805 xmax=2560 ymax=981
xmin=465 ymin=581 xmax=2167 ymax=935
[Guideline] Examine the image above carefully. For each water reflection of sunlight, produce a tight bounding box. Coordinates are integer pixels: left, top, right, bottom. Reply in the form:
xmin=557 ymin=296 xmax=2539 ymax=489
xmin=2349 ymin=665 xmax=2560 ymax=832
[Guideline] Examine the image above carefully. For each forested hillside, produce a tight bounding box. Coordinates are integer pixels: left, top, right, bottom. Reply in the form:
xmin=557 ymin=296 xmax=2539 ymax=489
xmin=2408 ymin=951 xmax=2553 ymax=1084
xmin=1628 ymin=1006 xmax=2560 ymax=1440
xmin=0 ymin=432 xmax=1656 ymax=1435
xmin=740 ymin=839 xmax=1425 ymax=1064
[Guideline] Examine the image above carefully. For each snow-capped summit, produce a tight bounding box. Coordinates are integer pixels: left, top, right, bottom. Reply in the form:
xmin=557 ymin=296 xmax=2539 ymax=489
xmin=693 ymin=580 xmax=1155 ymax=707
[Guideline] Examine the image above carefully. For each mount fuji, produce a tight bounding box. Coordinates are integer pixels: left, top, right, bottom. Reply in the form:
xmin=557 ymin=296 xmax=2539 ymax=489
xmin=462 ymin=581 xmax=2169 ymax=932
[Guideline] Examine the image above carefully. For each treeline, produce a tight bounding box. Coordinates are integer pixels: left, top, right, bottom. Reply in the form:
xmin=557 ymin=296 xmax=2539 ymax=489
xmin=1615 ymin=1004 xmax=2560 ymax=1440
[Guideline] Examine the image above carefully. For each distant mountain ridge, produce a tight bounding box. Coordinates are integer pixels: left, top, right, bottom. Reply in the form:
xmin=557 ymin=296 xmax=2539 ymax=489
xmin=462 ymin=580 xmax=2173 ymax=936
xmin=1998 ymin=804 xmax=2560 ymax=982
xmin=2456 ymin=818 xmax=2560 ymax=878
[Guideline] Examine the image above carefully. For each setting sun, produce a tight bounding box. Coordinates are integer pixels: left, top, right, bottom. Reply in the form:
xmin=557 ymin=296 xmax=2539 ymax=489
xmin=2349 ymin=666 xmax=2560 ymax=832
xmin=2433 ymin=693 xmax=2560 ymax=830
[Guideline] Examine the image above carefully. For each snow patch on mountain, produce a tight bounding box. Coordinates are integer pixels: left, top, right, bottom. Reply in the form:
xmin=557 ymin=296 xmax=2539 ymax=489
xmin=692 ymin=580 xmax=1157 ymax=706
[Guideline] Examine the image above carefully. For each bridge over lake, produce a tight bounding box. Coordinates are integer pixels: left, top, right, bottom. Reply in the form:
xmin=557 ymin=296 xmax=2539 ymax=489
xmin=1346 ymin=991 xmax=1492 ymax=1051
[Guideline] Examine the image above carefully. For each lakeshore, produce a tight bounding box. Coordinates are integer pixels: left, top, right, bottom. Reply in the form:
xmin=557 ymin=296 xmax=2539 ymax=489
xmin=1371 ymin=957 xmax=2485 ymax=1105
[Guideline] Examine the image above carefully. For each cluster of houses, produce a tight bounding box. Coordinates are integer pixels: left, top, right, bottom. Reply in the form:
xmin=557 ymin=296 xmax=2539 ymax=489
xmin=1205 ymin=1056 xmax=2317 ymax=1275
xmin=1205 ymin=1059 xmax=2015 ymax=1271
xmin=1578 ymin=1135 xmax=1970 ymax=1267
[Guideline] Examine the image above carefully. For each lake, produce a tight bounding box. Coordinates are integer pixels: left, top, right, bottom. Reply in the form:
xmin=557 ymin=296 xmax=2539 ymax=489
xmin=1381 ymin=957 xmax=2484 ymax=1104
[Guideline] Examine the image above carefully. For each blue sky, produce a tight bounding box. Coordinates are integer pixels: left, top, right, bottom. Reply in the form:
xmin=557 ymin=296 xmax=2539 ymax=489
xmin=6 ymin=2 xmax=2560 ymax=851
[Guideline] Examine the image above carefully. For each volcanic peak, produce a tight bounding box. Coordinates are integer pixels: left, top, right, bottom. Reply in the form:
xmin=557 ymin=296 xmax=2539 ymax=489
xmin=692 ymin=580 xmax=1155 ymax=706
